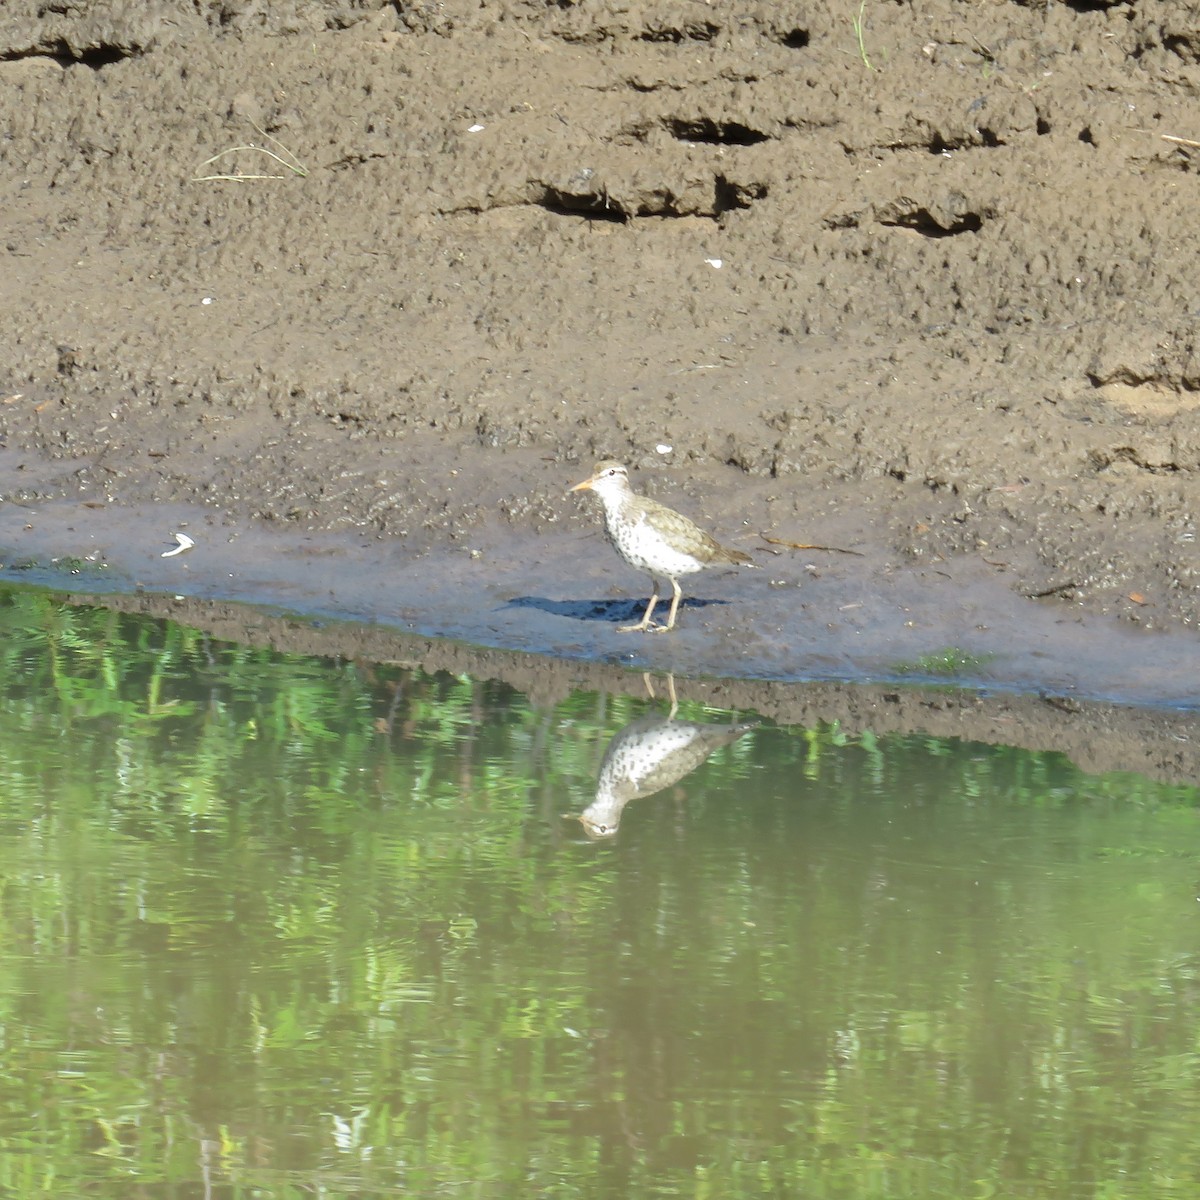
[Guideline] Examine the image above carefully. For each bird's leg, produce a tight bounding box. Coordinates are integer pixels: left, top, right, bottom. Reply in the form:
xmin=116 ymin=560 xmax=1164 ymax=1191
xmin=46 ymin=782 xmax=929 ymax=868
xmin=618 ymin=579 xmax=660 ymax=632
xmin=651 ymin=578 xmax=684 ymax=633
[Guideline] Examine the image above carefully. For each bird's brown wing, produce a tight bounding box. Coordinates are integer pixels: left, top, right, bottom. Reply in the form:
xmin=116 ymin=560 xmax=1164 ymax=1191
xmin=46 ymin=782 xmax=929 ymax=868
xmin=638 ymin=499 xmax=722 ymax=561
xmin=639 ymin=498 xmax=752 ymax=565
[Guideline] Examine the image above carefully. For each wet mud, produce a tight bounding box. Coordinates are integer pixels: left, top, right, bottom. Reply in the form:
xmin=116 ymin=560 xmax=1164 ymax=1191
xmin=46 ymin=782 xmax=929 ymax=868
xmin=60 ymin=585 xmax=1200 ymax=789
xmin=0 ymin=1 xmax=1197 ymax=755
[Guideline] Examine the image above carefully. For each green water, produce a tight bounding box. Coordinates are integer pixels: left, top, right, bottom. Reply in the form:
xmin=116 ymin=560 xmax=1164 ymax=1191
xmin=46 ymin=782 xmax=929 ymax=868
xmin=0 ymin=588 xmax=1197 ymax=1199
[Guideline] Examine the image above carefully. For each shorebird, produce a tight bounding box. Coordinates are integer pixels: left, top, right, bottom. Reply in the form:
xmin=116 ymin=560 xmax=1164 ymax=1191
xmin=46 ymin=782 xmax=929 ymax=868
xmin=569 ymin=460 xmax=753 ymax=632
xmin=578 ymin=712 xmax=758 ymax=838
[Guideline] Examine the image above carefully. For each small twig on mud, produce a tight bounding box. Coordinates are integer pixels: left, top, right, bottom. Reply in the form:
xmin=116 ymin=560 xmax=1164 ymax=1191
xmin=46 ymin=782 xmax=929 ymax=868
xmin=191 ymin=121 xmax=308 ymax=182
xmin=761 ymin=535 xmax=864 ymax=556
xmin=852 ymin=0 xmax=875 ymax=70
xmin=967 ymin=30 xmax=995 ymax=63
xmin=1026 ymin=580 xmax=1080 ymax=599
xmin=1160 ymin=133 xmax=1200 ymax=150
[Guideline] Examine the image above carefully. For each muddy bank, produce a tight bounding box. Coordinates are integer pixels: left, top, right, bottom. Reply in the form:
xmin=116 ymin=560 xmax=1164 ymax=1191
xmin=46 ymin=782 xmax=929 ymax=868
xmin=0 ymin=1 xmax=1197 ymax=713
xmin=54 ymin=587 xmax=1200 ymax=788
xmin=3 ymin=482 xmax=1197 ymax=785
xmin=2 ymin=481 xmax=1196 ymax=708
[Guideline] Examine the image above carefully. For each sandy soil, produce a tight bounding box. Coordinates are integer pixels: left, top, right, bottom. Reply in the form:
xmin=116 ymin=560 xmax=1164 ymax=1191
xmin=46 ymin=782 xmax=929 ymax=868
xmin=0 ymin=1 xmax=1197 ymax=749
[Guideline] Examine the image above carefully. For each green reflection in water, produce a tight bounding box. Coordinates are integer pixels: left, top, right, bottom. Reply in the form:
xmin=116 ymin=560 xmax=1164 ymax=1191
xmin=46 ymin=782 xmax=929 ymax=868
xmin=0 ymin=586 xmax=1197 ymax=1198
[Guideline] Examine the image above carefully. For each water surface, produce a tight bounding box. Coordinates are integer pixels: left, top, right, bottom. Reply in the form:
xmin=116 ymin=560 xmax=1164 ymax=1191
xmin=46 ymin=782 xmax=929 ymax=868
xmin=0 ymin=586 xmax=1196 ymax=1198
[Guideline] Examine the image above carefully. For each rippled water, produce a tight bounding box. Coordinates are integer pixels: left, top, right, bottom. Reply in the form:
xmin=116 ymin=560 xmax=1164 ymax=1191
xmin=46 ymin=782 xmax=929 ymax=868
xmin=0 ymin=586 xmax=1197 ymax=1198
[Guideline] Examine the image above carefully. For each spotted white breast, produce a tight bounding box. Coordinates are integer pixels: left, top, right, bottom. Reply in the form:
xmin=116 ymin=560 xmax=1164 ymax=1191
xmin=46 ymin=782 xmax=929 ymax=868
xmin=607 ymin=509 xmax=706 ymax=578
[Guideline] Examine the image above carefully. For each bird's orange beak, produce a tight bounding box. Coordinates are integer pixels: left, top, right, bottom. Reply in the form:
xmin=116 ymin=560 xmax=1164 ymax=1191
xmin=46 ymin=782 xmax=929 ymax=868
xmin=568 ymin=475 xmax=595 ymax=494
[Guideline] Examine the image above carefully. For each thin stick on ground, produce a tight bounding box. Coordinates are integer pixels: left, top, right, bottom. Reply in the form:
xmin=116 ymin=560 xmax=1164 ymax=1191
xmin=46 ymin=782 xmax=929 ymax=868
xmin=191 ymin=121 xmax=308 ymax=182
xmin=761 ymin=535 xmax=864 ymax=556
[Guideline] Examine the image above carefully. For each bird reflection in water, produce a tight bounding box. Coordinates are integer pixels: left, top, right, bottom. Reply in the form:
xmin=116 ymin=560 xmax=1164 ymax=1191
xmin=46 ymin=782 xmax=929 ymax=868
xmin=576 ymin=674 xmax=757 ymax=839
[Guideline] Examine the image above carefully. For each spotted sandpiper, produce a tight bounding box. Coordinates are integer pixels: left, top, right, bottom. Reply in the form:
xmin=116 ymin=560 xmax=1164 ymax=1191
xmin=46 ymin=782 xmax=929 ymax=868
xmin=569 ymin=460 xmax=753 ymax=632
xmin=578 ymin=712 xmax=759 ymax=838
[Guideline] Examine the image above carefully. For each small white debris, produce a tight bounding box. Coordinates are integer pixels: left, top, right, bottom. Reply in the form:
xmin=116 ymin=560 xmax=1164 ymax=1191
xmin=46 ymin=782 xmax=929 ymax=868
xmin=201 ymin=297 xmax=213 ymax=305
xmin=467 ymin=123 xmax=485 ymax=133
xmin=704 ymin=258 xmax=723 ymax=269
xmin=656 ymin=443 xmax=672 ymax=454
xmin=161 ymin=533 xmax=195 ymax=558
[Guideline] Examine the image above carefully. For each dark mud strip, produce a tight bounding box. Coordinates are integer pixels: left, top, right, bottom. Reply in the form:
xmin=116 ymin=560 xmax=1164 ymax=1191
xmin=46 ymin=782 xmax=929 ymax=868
xmin=2 ymin=483 xmax=1196 ymax=702
xmin=60 ymin=590 xmax=1200 ymax=788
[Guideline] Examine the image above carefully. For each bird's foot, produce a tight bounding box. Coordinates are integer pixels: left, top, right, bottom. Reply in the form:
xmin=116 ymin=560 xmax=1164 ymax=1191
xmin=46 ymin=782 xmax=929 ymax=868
xmin=617 ymin=621 xmax=653 ymax=633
